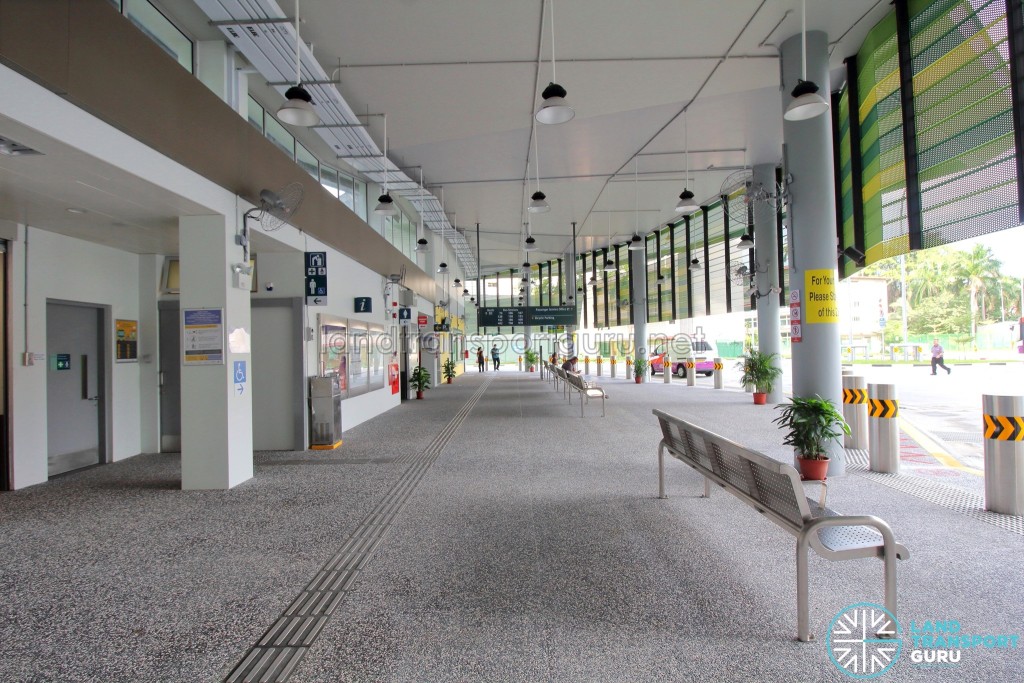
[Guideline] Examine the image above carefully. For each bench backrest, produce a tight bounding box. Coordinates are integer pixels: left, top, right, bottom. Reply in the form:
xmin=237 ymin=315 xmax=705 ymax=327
xmin=653 ymin=409 xmax=811 ymax=531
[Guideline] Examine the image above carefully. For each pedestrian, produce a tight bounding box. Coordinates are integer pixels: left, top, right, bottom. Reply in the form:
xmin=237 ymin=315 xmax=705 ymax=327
xmin=476 ymin=347 xmax=485 ymax=373
xmin=931 ymin=338 xmax=951 ymax=375
xmin=491 ymin=344 xmax=500 ymax=371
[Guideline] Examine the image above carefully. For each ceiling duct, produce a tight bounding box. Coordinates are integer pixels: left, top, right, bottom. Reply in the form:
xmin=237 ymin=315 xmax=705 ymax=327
xmin=195 ymin=0 xmax=477 ymax=278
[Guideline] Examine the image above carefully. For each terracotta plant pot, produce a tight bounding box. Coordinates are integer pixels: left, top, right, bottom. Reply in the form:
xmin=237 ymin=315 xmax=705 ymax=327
xmin=798 ymin=456 xmax=829 ymax=481
xmin=753 ymin=392 xmax=767 ymax=405
xmin=446 ymin=378 xmax=452 ymax=384
xmin=529 ymin=366 xmax=535 ymax=372
xmin=635 ymin=376 xmax=642 ymax=384
xmin=416 ymin=390 xmax=424 ymax=400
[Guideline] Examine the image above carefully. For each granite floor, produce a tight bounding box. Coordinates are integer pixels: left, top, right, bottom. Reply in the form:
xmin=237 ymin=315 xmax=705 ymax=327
xmin=0 ymin=371 xmax=1021 ymax=682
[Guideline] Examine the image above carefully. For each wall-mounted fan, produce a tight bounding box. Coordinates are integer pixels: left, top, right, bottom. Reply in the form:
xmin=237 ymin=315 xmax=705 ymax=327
xmin=720 ymin=169 xmax=753 ymax=226
xmin=246 ymin=182 xmax=304 ymax=232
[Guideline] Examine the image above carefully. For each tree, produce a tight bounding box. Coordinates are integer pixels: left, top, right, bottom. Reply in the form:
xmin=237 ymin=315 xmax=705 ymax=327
xmin=956 ymin=245 xmax=1001 ymax=337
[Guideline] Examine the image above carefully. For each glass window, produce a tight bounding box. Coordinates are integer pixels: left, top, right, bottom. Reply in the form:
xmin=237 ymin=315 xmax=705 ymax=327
xmin=354 ymin=179 xmax=367 ymax=221
xmin=368 ymin=326 xmax=389 ymax=391
xmin=348 ymin=323 xmax=369 ymax=396
xmin=296 ymin=143 xmax=319 ymax=180
xmin=264 ymin=116 xmax=295 ymax=159
xmin=338 ymin=173 xmax=355 ymax=211
xmin=319 ymin=321 xmax=348 ymax=393
xmin=124 ymin=0 xmax=193 ymax=73
xmin=247 ymin=96 xmax=264 ymax=134
xmin=320 ymin=165 xmax=339 ymax=198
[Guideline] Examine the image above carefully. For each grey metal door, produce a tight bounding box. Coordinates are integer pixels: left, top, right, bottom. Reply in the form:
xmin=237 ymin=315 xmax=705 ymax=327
xmin=158 ymin=305 xmax=181 ymax=452
xmin=46 ymin=302 xmax=103 ymax=476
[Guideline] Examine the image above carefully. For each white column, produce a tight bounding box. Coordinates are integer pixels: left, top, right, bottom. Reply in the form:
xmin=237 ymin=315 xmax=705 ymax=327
xmin=179 ymin=215 xmax=253 ymax=489
xmin=138 ymin=254 xmax=161 ymax=454
xmin=630 ymin=247 xmax=648 ymax=381
xmin=781 ymin=30 xmax=844 ymax=475
xmin=752 ymin=163 xmax=783 ymax=404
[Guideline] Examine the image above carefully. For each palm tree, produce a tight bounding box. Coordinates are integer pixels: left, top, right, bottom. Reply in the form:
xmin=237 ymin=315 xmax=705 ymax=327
xmin=957 ymin=245 xmax=1001 ymax=337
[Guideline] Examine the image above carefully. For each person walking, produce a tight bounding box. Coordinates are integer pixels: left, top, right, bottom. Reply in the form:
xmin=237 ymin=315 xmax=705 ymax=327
xmin=476 ymin=347 xmax=485 ymax=373
xmin=491 ymin=344 xmax=501 ymax=371
xmin=931 ymin=339 xmax=951 ymax=375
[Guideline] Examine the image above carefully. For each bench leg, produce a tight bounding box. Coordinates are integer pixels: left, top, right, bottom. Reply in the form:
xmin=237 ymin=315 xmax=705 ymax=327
xmin=703 ymin=478 xmax=711 ymax=498
xmin=580 ymin=393 xmax=585 ymax=418
xmin=601 ymin=396 xmax=605 ymax=417
xmin=658 ymin=442 xmax=667 ymax=499
xmin=796 ymin=537 xmax=813 ymax=642
xmin=882 ymin=548 xmax=898 ymax=639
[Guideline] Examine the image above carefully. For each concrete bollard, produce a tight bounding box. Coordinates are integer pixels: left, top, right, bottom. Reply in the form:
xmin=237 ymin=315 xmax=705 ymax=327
xmin=713 ymin=358 xmax=724 ymax=389
xmin=596 ymin=356 xmax=603 ymax=377
xmin=663 ymin=353 xmax=672 ymax=384
xmin=584 ymin=357 xmax=590 ymax=375
xmin=611 ymin=356 xmax=617 ymax=379
xmin=686 ymin=357 xmax=696 ymax=387
xmin=868 ymin=383 xmax=899 ymax=473
xmin=981 ymin=394 xmax=1024 ymax=515
xmin=842 ymin=375 xmax=869 ymax=449
xmin=518 ymin=356 xmax=523 ymax=372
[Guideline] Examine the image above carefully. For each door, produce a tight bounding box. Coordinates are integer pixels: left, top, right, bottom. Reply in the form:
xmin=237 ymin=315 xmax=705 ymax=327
xmin=46 ymin=302 xmax=103 ymax=476
xmin=158 ymin=304 xmax=181 ymax=451
xmin=251 ymin=301 xmax=303 ymax=451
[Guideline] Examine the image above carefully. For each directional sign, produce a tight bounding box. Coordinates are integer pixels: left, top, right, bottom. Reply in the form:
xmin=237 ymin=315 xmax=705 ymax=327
xmin=868 ymin=398 xmax=899 ymax=418
xmin=842 ymin=388 xmax=868 ymax=405
xmin=417 ymin=313 xmax=428 ymax=326
xmin=398 ymin=307 xmax=412 ymax=324
xmin=354 ymin=296 xmax=372 ymax=313
xmin=305 ymin=252 xmax=327 ymax=306
xmin=55 ymin=354 xmax=71 ymax=371
xmin=234 ymin=360 xmax=246 ymax=395
xmin=983 ymin=414 xmax=1024 ymax=441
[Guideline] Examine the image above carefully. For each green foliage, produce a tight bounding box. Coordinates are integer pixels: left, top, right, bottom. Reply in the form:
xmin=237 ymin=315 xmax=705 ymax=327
xmin=632 ymin=356 xmax=649 ymax=378
xmin=736 ymin=350 xmax=783 ymax=394
xmin=410 ymin=366 xmax=431 ymax=392
xmin=524 ymin=349 xmax=539 ymax=366
xmin=441 ymin=357 xmax=457 ymax=380
xmin=773 ymin=395 xmax=850 ymax=460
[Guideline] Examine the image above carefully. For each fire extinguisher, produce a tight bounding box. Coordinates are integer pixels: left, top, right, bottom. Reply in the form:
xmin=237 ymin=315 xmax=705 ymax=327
xmin=464 ymin=349 xmax=469 ymax=359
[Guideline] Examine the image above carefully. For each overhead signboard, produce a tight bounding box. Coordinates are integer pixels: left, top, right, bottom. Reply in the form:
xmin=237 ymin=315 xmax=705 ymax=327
xmin=477 ymin=306 xmax=577 ymax=327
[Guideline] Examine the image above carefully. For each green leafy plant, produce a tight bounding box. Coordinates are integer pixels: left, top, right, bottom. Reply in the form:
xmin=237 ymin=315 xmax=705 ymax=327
xmin=410 ymin=366 xmax=431 ymax=393
xmin=632 ymin=356 xmax=649 ymax=378
xmin=736 ymin=350 xmax=783 ymax=394
xmin=772 ymin=395 xmax=850 ymax=460
xmin=524 ymin=349 xmax=539 ymax=367
xmin=442 ymin=357 xmax=457 ymax=381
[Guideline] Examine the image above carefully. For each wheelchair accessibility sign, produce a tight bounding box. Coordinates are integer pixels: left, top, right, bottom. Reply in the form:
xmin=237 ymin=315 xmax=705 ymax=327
xmin=234 ymin=361 xmax=246 ymax=395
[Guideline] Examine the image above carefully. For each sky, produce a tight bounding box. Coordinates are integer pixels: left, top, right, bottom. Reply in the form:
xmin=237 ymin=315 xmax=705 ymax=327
xmin=950 ymin=225 xmax=1024 ymax=279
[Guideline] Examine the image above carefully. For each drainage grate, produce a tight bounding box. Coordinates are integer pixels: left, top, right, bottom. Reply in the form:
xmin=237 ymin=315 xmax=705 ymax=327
xmin=224 ymin=376 xmax=494 ymax=682
xmin=844 ymin=449 xmax=1023 ymax=535
xmin=930 ymin=431 xmax=983 ymax=445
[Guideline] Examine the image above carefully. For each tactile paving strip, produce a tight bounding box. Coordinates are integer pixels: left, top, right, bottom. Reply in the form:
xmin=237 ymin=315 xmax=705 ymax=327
xmin=844 ymin=449 xmax=1023 ymax=536
xmin=225 ymin=377 xmax=494 ymax=683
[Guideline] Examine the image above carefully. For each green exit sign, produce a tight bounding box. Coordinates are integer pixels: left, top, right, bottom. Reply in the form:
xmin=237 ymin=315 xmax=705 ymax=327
xmin=55 ymin=354 xmax=71 ymax=371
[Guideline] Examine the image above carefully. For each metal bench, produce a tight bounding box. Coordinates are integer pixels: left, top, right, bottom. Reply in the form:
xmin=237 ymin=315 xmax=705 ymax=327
xmin=565 ymin=372 xmax=606 ymax=417
xmin=653 ymin=408 xmax=909 ymax=642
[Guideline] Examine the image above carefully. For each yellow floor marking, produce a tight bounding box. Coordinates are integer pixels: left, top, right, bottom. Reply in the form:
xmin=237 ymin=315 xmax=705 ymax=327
xmin=899 ymin=417 xmax=984 ymax=477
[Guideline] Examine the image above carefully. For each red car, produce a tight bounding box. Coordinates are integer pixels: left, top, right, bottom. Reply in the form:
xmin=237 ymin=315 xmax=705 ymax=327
xmin=649 ymin=341 xmax=716 ymax=378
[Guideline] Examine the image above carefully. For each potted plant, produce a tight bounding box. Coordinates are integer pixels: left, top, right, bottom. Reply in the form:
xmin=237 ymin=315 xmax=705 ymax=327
xmin=772 ymin=395 xmax=850 ymax=481
xmin=410 ymin=365 xmax=431 ymax=399
xmin=524 ymin=349 xmax=539 ymax=372
xmin=737 ymin=350 xmax=783 ymax=405
xmin=632 ymin=356 xmax=649 ymax=384
xmin=442 ymin=357 xmax=457 ymax=384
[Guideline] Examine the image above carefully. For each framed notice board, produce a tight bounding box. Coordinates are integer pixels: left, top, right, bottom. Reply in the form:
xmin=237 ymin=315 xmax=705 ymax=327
xmin=115 ymin=319 xmax=138 ymax=363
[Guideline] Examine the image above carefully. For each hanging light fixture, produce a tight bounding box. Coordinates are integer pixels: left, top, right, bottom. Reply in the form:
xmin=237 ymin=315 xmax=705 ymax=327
xmin=453 ymin=278 xmax=461 ymax=287
xmin=629 ymin=158 xmax=646 ymax=250
xmin=463 ymin=288 xmax=470 ymax=297
xmin=374 ymin=115 xmax=397 ymax=216
xmin=675 ymin=111 xmax=699 ymax=215
xmin=277 ymin=0 xmax=320 ymax=126
xmin=688 ymin=258 xmax=701 ymax=272
xmin=536 ymin=0 xmax=574 ymax=124
xmin=784 ymin=0 xmax=830 ymax=121
xmin=603 ymin=213 xmax=615 ymax=271
xmin=524 ymin=218 xmax=538 ymax=251
xmin=414 ymin=169 xmax=429 ymax=252
xmin=528 ymin=129 xmax=550 ymax=212
xmin=738 ymin=233 xmax=755 ymax=249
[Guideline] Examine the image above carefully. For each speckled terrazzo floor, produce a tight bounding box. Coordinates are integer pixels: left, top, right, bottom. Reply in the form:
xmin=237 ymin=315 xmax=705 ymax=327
xmin=1 ymin=372 xmax=1021 ymax=682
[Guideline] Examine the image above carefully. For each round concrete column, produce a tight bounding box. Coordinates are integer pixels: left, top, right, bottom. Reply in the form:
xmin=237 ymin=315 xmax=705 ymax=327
xmin=630 ymin=246 xmax=648 ymax=382
xmin=752 ymin=163 xmax=783 ymax=404
xmin=781 ymin=29 xmax=844 ymax=476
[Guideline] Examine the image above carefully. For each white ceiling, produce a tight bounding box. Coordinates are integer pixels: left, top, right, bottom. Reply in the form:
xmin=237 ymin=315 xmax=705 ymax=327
xmin=0 ymin=0 xmax=892 ymax=272
xmin=267 ymin=0 xmax=890 ymax=275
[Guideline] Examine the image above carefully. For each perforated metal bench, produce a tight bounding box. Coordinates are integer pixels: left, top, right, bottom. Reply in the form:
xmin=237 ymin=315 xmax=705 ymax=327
xmin=565 ymin=373 xmax=606 ymax=417
xmin=653 ymin=409 xmax=910 ymax=642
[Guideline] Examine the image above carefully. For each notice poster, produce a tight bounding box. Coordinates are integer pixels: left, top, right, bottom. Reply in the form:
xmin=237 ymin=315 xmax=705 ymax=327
xmin=115 ymin=319 xmax=138 ymax=363
xmin=182 ymin=309 xmax=225 ymax=365
xmin=805 ymin=270 xmax=839 ymax=323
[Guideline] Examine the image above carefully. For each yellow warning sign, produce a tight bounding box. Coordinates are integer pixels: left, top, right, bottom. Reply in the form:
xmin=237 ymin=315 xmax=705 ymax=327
xmin=805 ymin=269 xmax=839 ymax=323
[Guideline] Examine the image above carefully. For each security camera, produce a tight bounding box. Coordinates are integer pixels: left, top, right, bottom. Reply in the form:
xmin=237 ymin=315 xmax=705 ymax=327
xmin=265 ymin=282 xmax=275 ymax=291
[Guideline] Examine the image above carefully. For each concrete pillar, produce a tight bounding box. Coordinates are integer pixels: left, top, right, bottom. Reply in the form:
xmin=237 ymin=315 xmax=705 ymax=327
xmin=630 ymin=247 xmax=648 ymax=382
xmin=752 ymin=162 xmax=783 ymax=404
xmin=566 ymin=251 xmax=577 ymax=357
xmin=781 ymin=30 xmax=844 ymax=476
xmin=179 ymin=215 xmax=253 ymax=490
